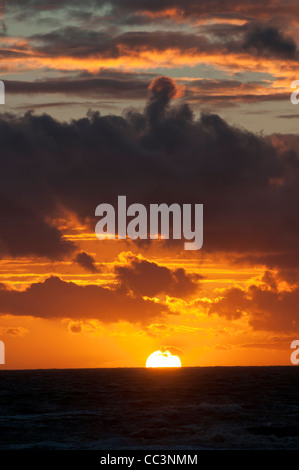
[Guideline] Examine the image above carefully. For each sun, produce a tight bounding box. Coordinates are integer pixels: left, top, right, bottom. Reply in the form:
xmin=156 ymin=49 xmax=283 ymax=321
xmin=146 ymin=350 xmax=181 ymax=368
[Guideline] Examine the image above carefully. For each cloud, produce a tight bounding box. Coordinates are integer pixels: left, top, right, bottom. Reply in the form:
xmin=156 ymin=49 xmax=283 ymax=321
xmin=0 ymin=194 xmax=74 ymax=259
xmin=185 ymin=78 xmax=289 ymax=105
xmin=0 ymin=276 xmax=168 ymax=323
xmin=0 ymin=76 xmax=298 ymax=266
xmin=4 ymin=0 xmax=296 ymax=24
xmin=5 ymin=74 xmax=288 ymax=106
xmin=2 ymin=5 xmax=299 ymax=80
xmin=0 ymin=326 xmax=29 ymax=336
xmin=109 ymin=0 xmax=299 ymax=20
xmin=208 ymin=276 xmax=299 ymax=332
xmin=240 ymin=337 xmax=295 ymax=349
xmin=236 ymin=253 xmax=299 ymax=271
xmin=160 ymin=345 xmax=183 ymax=356
xmin=146 ymin=76 xmax=186 ymax=124
xmin=277 ymin=115 xmax=299 ymax=119
xmin=5 ymin=74 xmax=150 ymax=99
xmin=208 ymin=287 xmax=249 ymax=320
xmin=29 ymin=27 xmax=213 ymax=60
xmin=243 ymin=26 xmax=296 ymax=58
xmin=74 ymin=251 xmax=99 ymax=273
xmin=27 ymin=25 xmax=298 ymax=64
xmin=67 ymin=319 xmax=104 ymax=335
xmin=115 ymin=252 xmax=201 ymax=297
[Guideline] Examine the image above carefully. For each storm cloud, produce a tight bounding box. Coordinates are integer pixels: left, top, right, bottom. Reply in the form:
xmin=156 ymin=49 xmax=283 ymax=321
xmin=0 ymin=76 xmax=298 ymax=270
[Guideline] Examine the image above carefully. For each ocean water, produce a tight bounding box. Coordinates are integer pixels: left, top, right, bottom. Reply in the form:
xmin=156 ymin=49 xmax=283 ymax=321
xmin=0 ymin=366 xmax=298 ymax=450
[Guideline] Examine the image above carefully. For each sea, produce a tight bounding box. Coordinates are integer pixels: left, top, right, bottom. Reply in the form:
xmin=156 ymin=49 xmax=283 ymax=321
xmin=0 ymin=366 xmax=298 ymax=450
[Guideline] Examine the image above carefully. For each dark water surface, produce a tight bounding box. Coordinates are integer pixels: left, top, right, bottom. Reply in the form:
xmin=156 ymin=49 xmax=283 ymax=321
xmin=0 ymin=366 xmax=298 ymax=449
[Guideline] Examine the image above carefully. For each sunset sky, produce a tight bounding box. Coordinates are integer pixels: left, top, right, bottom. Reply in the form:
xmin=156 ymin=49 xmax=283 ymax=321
xmin=1 ymin=0 xmax=299 ymax=369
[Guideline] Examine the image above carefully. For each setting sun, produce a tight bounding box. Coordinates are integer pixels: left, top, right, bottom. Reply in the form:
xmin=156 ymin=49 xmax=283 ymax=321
xmin=146 ymin=350 xmax=182 ymax=368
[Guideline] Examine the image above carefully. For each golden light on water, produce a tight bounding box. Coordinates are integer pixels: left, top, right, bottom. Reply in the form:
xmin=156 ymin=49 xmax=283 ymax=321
xmin=146 ymin=350 xmax=181 ymax=368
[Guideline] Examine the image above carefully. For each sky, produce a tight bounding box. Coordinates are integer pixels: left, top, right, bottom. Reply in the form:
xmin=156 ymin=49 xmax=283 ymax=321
xmin=0 ymin=0 xmax=299 ymax=368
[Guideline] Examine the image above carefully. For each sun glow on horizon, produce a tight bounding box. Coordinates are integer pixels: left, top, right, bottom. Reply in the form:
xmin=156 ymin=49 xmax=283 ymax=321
xmin=146 ymin=350 xmax=182 ymax=368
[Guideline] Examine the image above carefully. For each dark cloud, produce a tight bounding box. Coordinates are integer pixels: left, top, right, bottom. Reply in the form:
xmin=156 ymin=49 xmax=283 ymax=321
xmin=2 ymin=7 xmax=298 ymax=67
xmin=0 ymin=50 xmax=29 ymax=59
xmin=3 ymin=0 xmax=100 ymax=14
xmin=208 ymin=271 xmax=299 ymax=332
xmin=0 ymin=76 xmax=298 ymax=267
xmin=0 ymin=194 xmax=74 ymax=259
xmin=115 ymin=253 xmax=201 ymax=297
xmin=74 ymin=251 xmax=99 ymax=273
xmin=185 ymin=78 xmax=288 ymax=104
xmin=5 ymin=73 xmax=150 ymax=99
xmin=208 ymin=287 xmax=248 ymax=320
xmin=243 ymin=26 xmax=296 ymax=58
xmin=107 ymin=0 xmax=298 ymax=19
xmin=236 ymin=253 xmax=299 ymax=271
xmin=31 ymin=27 xmax=115 ymax=59
xmin=187 ymin=92 xmax=288 ymax=105
xmin=5 ymin=74 xmax=288 ymax=106
xmin=30 ymin=27 xmax=211 ymax=59
xmin=4 ymin=0 xmax=296 ymax=22
xmin=277 ymin=115 xmax=299 ymax=119
xmin=0 ymin=276 xmax=168 ymax=323
xmin=208 ymin=273 xmax=299 ymax=332
xmin=0 ymin=114 xmax=76 ymax=259
xmin=146 ymin=76 xmax=185 ymax=125
xmin=3 ymin=0 xmax=299 ymax=60
xmin=197 ymin=21 xmax=298 ymax=59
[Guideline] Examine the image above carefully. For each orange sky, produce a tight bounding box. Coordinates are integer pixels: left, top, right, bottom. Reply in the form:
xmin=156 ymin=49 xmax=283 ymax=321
xmin=0 ymin=231 xmax=295 ymax=369
xmin=0 ymin=0 xmax=299 ymax=368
